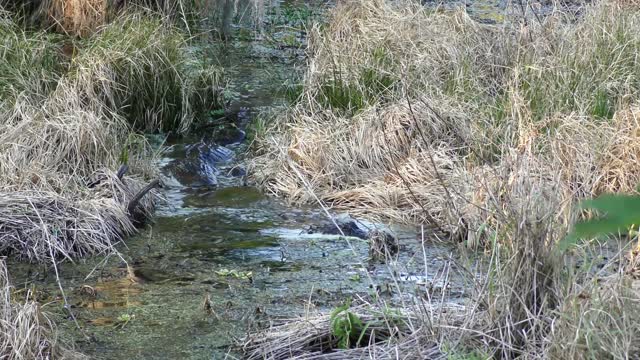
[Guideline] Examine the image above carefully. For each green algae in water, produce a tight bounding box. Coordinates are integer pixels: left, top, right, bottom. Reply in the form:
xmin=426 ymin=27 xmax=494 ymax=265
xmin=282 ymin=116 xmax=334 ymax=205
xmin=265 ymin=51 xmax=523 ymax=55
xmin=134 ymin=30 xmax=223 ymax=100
xmin=182 ymin=187 xmax=266 ymax=208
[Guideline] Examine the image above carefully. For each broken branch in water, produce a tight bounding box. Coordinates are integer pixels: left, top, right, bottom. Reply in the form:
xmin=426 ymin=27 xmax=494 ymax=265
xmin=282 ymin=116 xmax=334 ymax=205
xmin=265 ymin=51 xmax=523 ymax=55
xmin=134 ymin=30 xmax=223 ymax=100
xmin=127 ymin=179 xmax=161 ymax=219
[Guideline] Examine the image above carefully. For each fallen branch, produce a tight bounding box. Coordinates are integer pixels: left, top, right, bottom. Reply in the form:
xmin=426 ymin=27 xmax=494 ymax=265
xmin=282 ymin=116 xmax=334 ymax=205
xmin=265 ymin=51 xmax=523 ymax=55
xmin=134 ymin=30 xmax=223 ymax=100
xmin=127 ymin=178 xmax=160 ymax=218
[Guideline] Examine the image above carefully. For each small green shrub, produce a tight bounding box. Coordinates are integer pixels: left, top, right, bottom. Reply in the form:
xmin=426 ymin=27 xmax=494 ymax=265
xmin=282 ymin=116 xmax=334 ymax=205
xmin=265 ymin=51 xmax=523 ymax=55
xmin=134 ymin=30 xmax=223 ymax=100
xmin=591 ymin=88 xmax=615 ymax=119
xmin=330 ymin=300 xmax=370 ymax=349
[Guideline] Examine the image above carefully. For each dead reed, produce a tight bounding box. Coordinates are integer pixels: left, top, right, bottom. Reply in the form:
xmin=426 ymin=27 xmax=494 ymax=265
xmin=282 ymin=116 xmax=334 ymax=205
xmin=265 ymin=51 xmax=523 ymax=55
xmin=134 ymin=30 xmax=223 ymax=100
xmin=0 ymin=258 xmax=86 ymax=359
xmin=250 ymin=0 xmax=640 ymax=248
xmin=242 ymin=303 xmax=446 ymax=360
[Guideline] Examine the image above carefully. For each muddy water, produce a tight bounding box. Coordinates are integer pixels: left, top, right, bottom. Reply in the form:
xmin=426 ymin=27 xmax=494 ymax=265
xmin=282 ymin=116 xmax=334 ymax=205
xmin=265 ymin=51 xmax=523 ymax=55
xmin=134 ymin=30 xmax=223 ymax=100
xmin=2 ymin=2 xmax=513 ymax=359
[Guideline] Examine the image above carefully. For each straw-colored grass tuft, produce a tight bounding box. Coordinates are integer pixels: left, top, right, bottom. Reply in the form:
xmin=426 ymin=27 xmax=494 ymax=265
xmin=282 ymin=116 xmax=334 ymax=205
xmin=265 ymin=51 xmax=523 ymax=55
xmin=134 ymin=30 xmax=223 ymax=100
xmin=48 ymin=0 xmax=108 ymax=36
xmin=0 ymin=258 xmax=89 ymax=359
xmin=0 ymin=172 xmax=153 ymax=262
xmin=0 ymin=10 xmax=222 ymax=262
xmin=593 ymin=106 xmax=640 ymax=194
xmin=250 ymin=0 xmax=640 ymax=357
xmin=0 ymin=4 xmax=224 ymax=358
xmin=250 ymin=0 xmax=640 ymax=247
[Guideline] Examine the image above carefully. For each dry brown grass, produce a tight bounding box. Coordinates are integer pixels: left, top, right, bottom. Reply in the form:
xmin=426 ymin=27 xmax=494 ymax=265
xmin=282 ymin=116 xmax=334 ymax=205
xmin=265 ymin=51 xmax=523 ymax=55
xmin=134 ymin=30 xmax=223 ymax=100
xmin=242 ymin=303 xmax=450 ymax=360
xmin=249 ymin=0 xmax=640 ymax=357
xmin=0 ymin=9 xmax=223 ymax=263
xmin=250 ymin=0 xmax=640 ymax=247
xmin=48 ymin=0 xmax=108 ymax=36
xmin=0 ymin=258 xmax=88 ymax=359
xmin=0 ymin=5 xmax=224 ymax=358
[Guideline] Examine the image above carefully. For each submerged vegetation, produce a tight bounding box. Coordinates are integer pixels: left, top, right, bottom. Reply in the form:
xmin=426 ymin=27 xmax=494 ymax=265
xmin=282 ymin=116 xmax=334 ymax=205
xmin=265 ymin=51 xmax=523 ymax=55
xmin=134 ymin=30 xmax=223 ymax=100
xmin=248 ymin=0 xmax=640 ymax=358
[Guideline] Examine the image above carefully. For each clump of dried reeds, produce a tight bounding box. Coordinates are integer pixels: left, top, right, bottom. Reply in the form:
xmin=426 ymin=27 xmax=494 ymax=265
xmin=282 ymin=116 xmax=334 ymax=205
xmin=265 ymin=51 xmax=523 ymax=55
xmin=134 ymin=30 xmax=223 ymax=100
xmin=1 ymin=259 xmax=59 ymax=359
xmin=0 ymin=172 xmax=153 ymax=262
xmin=0 ymin=9 xmax=222 ymax=263
xmin=250 ymin=0 xmax=640 ymax=246
xmin=70 ymin=12 xmax=224 ymax=132
xmin=11 ymin=0 xmax=214 ymax=36
xmin=242 ymin=303 xmax=445 ymax=360
xmin=546 ymin=272 xmax=640 ymax=358
xmin=0 ymin=5 xmax=224 ymax=358
xmin=47 ymin=0 xmax=108 ymax=36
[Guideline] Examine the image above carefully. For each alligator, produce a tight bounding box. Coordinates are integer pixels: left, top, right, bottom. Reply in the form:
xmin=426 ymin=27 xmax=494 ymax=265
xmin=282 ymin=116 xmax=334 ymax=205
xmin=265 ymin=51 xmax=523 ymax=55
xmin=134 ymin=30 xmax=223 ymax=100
xmin=165 ymin=140 xmax=234 ymax=188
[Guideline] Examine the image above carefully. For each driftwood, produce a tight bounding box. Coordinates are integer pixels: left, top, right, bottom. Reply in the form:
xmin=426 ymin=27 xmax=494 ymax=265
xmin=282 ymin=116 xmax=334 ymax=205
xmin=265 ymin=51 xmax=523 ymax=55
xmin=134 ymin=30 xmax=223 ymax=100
xmin=116 ymin=164 xmax=128 ymax=180
xmin=127 ymin=178 xmax=160 ymax=219
xmin=87 ymin=164 xmax=158 ymax=222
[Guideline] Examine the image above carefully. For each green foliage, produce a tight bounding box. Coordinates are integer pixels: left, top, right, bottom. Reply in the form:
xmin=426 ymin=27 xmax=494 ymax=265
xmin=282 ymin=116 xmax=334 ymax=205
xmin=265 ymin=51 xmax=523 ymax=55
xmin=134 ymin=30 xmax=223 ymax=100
xmin=446 ymin=349 xmax=490 ymax=360
xmin=560 ymin=192 xmax=640 ymax=251
xmin=215 ymin=268 xmax=253 ymax=280
xmin=270 ymin=3 xmax=319 ymax=28
xmin=282 ymin=81 xmax=304 ymax=103
xmin=360 ymin=68 xmax=395 ymax=100
xmin=591 ymin=88 xmax=615 ymax=119
xmin=330 ymin=300 xmax=370 ymax=349
xmin=318 ymin=80 xmax=366 ymax=113
xmin=0 ymin=17 xmax=65 ymax=101
xmin=316 ymin=47 xmax=396 ymax=112
xmin=114 ymin=313 xmax=134 ymax=329
xmin=516 ymin=11 xmax=640 ymax=123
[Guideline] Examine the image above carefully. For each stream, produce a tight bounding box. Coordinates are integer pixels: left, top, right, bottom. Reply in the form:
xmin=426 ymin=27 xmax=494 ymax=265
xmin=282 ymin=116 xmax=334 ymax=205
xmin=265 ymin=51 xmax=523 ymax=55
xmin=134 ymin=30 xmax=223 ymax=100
xmin=3 ymin=1 xmax=524 ymax=358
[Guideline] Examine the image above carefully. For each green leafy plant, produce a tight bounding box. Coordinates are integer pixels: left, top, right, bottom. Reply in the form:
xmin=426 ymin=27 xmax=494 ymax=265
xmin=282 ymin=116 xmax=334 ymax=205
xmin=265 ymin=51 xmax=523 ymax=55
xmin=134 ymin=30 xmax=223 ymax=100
xmin=330 ymin=300 xmax=370 ymax=349
xmin=560 ymin=192 xmax=640 ymax=251
xmin=114 ymin=313 xmax=134 ymax=329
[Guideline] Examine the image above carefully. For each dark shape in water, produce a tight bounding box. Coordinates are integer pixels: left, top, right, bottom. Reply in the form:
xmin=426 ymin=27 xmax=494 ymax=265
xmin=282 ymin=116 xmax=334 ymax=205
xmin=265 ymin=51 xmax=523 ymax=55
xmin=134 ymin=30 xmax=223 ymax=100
xmin=228 ymin=166 xmax=246 ymax=177
xmin=168 ymin=141 xmax=234 ymax=187
xmin=368 ymin=229 xmax=399 ymax=262
xmin=306 ymin=217 xmax=369 ymax=239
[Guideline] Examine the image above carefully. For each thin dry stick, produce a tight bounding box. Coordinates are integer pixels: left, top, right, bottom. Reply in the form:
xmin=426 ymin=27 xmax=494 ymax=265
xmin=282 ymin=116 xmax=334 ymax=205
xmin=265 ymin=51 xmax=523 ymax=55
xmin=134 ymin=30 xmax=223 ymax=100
xmin=27 ymin=197 xmax=86 ymax=338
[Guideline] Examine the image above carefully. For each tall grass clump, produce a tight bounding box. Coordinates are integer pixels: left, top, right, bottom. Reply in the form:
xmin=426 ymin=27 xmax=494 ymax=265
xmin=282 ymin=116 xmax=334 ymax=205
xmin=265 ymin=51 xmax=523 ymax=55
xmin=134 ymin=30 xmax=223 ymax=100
xmin=0 ymin=4 xmax=224 ymax=358
xmin=0 ymin=10 xmax=64 ymax=102
xmin=250 ymin=0 xmax=640 ymax=245
xmin=7 ymin=0 xmax=214 ymax=36
xmin=71 ymin=13 xmax=223 ymax=132
xmin=0 ymin=258 xmax=76 ymax=359
xmin=249 ymin=0 xmax=640 ymax=357
xmin=0 ymin=7 xmax=223 ymax=262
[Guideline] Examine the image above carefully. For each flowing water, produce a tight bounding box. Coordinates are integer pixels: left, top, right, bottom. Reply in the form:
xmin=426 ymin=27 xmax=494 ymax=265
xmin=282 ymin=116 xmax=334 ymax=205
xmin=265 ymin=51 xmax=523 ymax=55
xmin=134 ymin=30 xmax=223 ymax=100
xmin=4 ymin=1 xmax=534 ymax=358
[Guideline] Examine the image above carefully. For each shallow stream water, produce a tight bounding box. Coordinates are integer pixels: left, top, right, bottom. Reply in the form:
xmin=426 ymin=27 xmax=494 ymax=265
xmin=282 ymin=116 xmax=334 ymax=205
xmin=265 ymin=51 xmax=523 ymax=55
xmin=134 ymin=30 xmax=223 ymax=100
xmin=4 ymin=1 xmax=530 ymax=358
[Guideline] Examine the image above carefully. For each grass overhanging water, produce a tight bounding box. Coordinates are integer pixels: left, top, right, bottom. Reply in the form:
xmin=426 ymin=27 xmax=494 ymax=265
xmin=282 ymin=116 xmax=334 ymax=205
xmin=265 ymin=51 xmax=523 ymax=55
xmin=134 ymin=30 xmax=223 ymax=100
xmin=0 ymin=2 xmax=224 ymax=357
